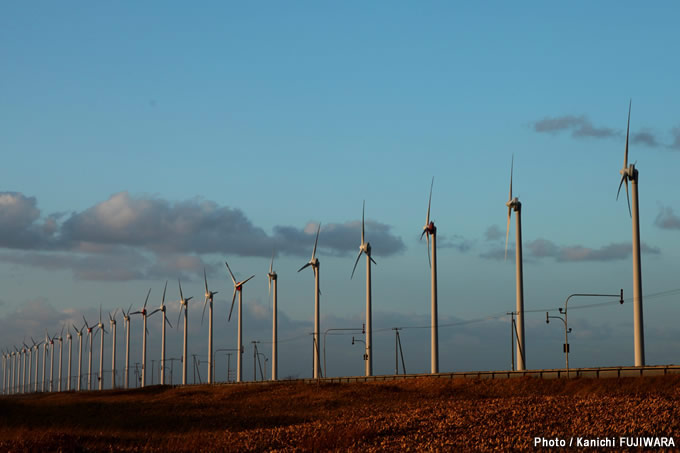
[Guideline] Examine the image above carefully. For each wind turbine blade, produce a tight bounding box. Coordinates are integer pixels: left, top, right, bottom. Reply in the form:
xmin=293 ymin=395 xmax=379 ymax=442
xmin=616 ymin=175 xmax=626 ymax=200
xmin=201 ymin=298 xmax=208 ymax=325
xmin=311 ymin=223 xmax=321 ymax=261
xmin=351 ymin=250 xmax=362 ymax=279
xmin=268 ymin=275 xmax=271 ymax=296
xmin=370 ymin=256 xmax=377 ymax=265
xmin=298 ymin=262 xmax=311 ymax=272
xmin=99 ymin=304 xmax=102 ymax=325
xmin=178 ymin=279 xmax=184 ymax=302
xmin=126 ymin=304 xmax=132 ymax=317
xmin=225 ymin=261 xmax=237 ymax=285
xmin=144 ymin=288 xmax=151 ymax=309
xmin=161 ymin=281 xmax=167 ymax=307
xmin=177 ymin=306 xmax=183 ymax=329
xmin=228 ymin=290 xmax=237 ymax=322
xmin=509 ymin=154 xmax=514 ymax=202
xmin=624 ymin=100 xmax=631 ymax=169
xmin=165 ymin=316 xmax=173 ymax=329
xmin=505 ymin=208 xmax=512 ymax=261
xmin=361 ymin=200 xmax=365 ymax=245
xmin=204 ymin=267 xmax=209 ymax=293
xmin=241 ymin=275 xmax=255 ymax=286
xmin=82 ymin=316 xmax=89 ymax=329
xmin=148 ymin=308 xmax=161 ymax=317
xmin=426 ymin=177 xmax=434 ymax=225
xmin=269 ymin=250 xmax=274 ymax=275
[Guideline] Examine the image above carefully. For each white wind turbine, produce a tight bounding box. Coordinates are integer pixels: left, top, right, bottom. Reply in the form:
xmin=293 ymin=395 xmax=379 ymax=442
xmin=298 ymin=223 xmax=322 ymax=379
xmin=351 ymin=201 xmax=377 ymax=377
xmin=109 ymin=309 xmax=118 ymax=389
xmin=41 ymin=333 xmax=49 ymax=392
xmin=225 ymin=261 xmax=255 ymax=383
xmin=55 ymin=327 xmax=65 ymax=391
xmin=73 ymin=322 xmax=85 ymax=391
xmin=617 ymin=100 xmax=645 ymax=367
xmin=122 ymin=304 xmax=132 ymax=389
xmin=131 ymin=289 xmax=152 ymax=388
xmin=267 ymin=252 xmax=278 ymax=381
xmin=65 ymin=328 xmax=73 ymax=391
xmin=32 ymin=338 xmax=42 ymax=393
xmin=148 ymin=282 xmax=172 ymax=385
xmin=1 ymin=350 xmax=5 ymax=395
xmin=20 ymin=344 xmax=27 ymax=394
xmin=96 ymin=306 xmax=108 ymax=390
xmin=7 ymin=349 xmax=13 ymax=395
xmin=82 ymin=316 xmax=97 ymax=390
xmin=420 ymin=178 xmax=439 ymax=373
xmin=48 ymin=330 xmax=56 ymax=392
xmin=177 ymin=279 xmax=193 ymax=386
xmin=504 ymin=156 xmax=526 ymax=371
xmin=201 ymin=269 xmax=218 ymax=384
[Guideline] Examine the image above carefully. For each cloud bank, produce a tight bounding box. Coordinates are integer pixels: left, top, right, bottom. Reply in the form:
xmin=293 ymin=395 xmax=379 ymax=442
xmin=0 ymin=191 xmax=406 ymax=281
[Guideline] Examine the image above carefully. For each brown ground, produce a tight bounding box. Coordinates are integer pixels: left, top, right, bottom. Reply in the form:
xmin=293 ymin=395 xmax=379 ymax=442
xmin=1 ymin=375 xmax=679 ymax=452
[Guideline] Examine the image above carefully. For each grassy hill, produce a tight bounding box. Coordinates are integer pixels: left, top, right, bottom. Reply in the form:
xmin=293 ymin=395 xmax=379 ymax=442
xmin=1 ymin=375 xmax=679 ymax=451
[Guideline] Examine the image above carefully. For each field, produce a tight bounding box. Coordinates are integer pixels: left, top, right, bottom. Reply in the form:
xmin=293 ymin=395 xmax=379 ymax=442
xmin=1 ymin=375 xmax=679 ymax=451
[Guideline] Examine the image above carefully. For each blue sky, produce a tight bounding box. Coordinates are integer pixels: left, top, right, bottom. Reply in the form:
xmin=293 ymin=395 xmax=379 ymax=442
xmin=2 ymin=2 xmax=680 ymax=383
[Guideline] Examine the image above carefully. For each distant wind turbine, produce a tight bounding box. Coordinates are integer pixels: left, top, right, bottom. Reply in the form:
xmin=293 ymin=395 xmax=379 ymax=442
xmin=73 ymin=323 xmax=85 ymax=391
xmin=55 ymin=327 xmax=65 ymax=391
xmin=298 ymin=223 xmax=322 ymax=379
xmin=177 ymin=279 xmax=193 ymax=385
xmin=65 ymin=328 xmax=73 ymax=391
xmin=505 ymin=156 xmax=526 ymax=371
xmin=122 ymin=304 xmax=132 ymax=389
xmin=97 ymin=306 xmax=108 ymax=390
xmin=351 ymin=201 xmax=377 ymax=377
xmin=225 ymin=261 xmax=255 ymax=383
xmin=617 ymin=100 xmax=645 ymax=367
xmin=202 ymin=269 xmax=219 ymax=384
xmin=32 ymin=338 xmax=42 ymax=393
xmin=148 ymin=282 xmax=171 ymax=385
xmin=41 ymin=333 xmax=48 ymax=392
xmin=109 ymin=309 xmax=118 ymax=389
xmin=267 ymin=252 xmax=278 ymax=381
xmin=420 ymin=178 xmax=439 ymax=373
xmin=131 ymin=289 xmax=152 ymax=387
xmin=82 ymin=317 xmax=98 ymax=390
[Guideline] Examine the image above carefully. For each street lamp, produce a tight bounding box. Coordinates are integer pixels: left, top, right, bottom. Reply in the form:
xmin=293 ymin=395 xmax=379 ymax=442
xmin=547 ymin=290 xmax=624 ymax=375
xmin=323 ymin=327 xmax=363 ymax=378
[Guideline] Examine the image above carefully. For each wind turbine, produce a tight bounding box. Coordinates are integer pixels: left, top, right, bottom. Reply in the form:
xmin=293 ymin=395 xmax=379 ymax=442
xmin=267 ymin=252 xmax=278 ymax=381
xmin=73 ymin=322 xmax=85 ymax=391
xmin=298 ymin=223 xmax=322 ymax=379
xmin=20 ymin=344 xmax=27 ymax=393
xmin=109 ymin=309 xmax=118 ymax=389
xmin=177 ymin=279 xmax=193 ymax=385
xmin=96 ymin=306 xmax=108 ymax=390
xmin=1 ymin=351 xmax=5 ymax=395
xmin=32 ymin=338 xmax=41 ymax=393
xmin=55 ymin=327 xmax=65 ymax=391
xmin=83 ymin=316 xmax=97 ymax=390
xmin=351 ymin=201 xmax=377 ymax=377
xmin=149 ymin=282 xmax=171 ymax=385
xmin=202 ymin=269 xmax=218 ymax=384
xmin=421 ymin=178 xmax=439 ymax=374
xmin=505 ymin=156 xmax=526 ymax=371
xmin=47 ymin=330 xmax=57 ymax=392
xmin=131 ymin=289 xmax=152 ymax=388
xmin=225 ymin=261 xmax=255 ymax=383
xmin=41 ymin=333 xmax=48 ymax=392
xmin=122 ymin=304 xmax=132 ymax=389
xmin=617 ymin=100 xmax=645 ymax=367
xmin=65 ymin=328 xmax=73 ymax=391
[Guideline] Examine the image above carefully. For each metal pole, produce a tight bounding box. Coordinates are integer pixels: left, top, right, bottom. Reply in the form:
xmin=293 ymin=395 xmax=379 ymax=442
xmin=272 ymin=276 xmax=277 ymax=381
xmin=160 ymin=310 xmax=166 ymax=385
xmin=237 ymin=290 xmax=243 ymax=383
xmin=208 ymin=300 xmax=213 ymax=384
xmin=111 ymin=322 xmax=116 ymax=389
xmin=183 ymin=307 xmax=188 ymax=385
xmin=142 ymin=315 xmax=147 ymax=388
xmin=515 ymin=205 xmax=526 ymax=370
xmin=314 ymin=264 xmax=320 ymax=379
xmin=125 ymin=319 xmax=130 ymax=389
xmin=366 ymin=253 xmax=372 ymax=376
xmin=397 ymin=330 xmax=406 ymax=375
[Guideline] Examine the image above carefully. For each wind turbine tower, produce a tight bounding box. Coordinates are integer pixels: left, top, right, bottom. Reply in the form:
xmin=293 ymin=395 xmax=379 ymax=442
xmin=351 ymin=202 xmax=377 ymax=377
xmin=74 ymin=323 xmax=84 ymax=391
xmin=97 ymin=306 xmax=107 ymax=390
xmin=202 ymin=269 xmax=218 ymax=384
xmin=298 ymin=223 xmax=322 ymax=379
xmin=617 ymin=100 xmax=646 ymax=367
xmin=225 ymin=261 xmax=255 ymax=383
xmin=123 ymin=305 xmax=132 ymax=389
xmin=267 ymin=253 xmax=278 ymax=381
xmin=83 ymin=317 xmax=96 ymax=390
xmin=131 ymin=289 xmax=152 ymax=387
xmin=109 ymin=309 xmax=118 ymax=389
xmin=505 ymin=156 xmax=526 ymax=371
xmin=421 ymin=178 xmax=439 ymax=374
xmin=177 ymin=279 xmax=193 ymax=385
xmin=149 ymin=282 xmax=171 ymax=385
xmin=66 ymin=328 xmax=72 ymax=391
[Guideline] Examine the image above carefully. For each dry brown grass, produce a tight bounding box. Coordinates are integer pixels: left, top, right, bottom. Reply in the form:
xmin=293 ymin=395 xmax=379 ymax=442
xmin=1 ymin=375 xmax=679 ymax=451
